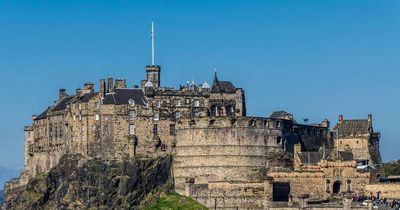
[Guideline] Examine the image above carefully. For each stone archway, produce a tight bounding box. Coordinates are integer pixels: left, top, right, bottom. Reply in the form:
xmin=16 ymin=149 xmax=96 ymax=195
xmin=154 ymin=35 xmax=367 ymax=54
xmin=333 ymin=181 xmax=341 ymax=194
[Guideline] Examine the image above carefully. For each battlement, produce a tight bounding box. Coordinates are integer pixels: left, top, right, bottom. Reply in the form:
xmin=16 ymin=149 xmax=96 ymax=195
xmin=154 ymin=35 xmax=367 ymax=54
xmin=176 ymin=116 xmax=292 ymax=130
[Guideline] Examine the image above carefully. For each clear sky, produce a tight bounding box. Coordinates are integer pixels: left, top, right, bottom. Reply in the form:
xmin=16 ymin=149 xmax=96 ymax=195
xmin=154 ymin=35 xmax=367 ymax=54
xmin=0 ymin=0 xmax=399 ymax=169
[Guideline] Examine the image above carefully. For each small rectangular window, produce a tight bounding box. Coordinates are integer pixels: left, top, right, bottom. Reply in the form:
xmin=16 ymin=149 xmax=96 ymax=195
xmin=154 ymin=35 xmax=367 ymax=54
xmin=129 ymin=125 xmax=135 ymax=135
xmin=175 ymin=112 xmax=181 ymax=119
xmin=193 ymin=100 xmax=200 ymax=107
xmin=153 ymin=124 xmax=158 ymax=134
xmin=174 ymin=99 xmax=181 ymax=107
xmin=170 ymin=124 xmax=176 ymax=135
xmin=153 ymin=112 xmax=159 ymax=121
xmin=129 ymin=111 xmax=136 ymax=121
xmin=156 ymin=100 xmax=161 ymax=108
xmin=185 ymin=98 xmax=190 ymax=105
xmin=95 ymin=102 xmax=100 ymax=109
xmin=95 ymin=114 xmax=100 ymax=121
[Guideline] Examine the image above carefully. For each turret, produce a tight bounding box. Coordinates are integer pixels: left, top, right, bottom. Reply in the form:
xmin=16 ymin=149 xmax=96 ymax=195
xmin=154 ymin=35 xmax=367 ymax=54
xmin=145 ymin=65 xmax=161 ymax=88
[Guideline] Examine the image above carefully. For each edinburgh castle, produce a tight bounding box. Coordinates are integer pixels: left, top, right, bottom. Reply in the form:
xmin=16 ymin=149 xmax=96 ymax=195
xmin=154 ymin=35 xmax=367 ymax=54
xmin=3 ymin=60 xmax=398 ymax=209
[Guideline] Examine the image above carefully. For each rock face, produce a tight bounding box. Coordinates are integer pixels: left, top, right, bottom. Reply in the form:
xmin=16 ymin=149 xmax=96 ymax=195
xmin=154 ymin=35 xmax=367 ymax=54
xmin=2 ymin=154 xmax=172 ymax=210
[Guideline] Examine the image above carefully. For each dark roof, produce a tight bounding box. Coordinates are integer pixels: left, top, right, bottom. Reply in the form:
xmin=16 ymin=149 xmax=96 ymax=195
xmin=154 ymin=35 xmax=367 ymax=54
xmin=270 ymin=111 xmax=293 ymax=120
xmin=333 ymin=119 xmax=371 ymax=137
xmin=210 ymin=73 xmax=236 ymax=93
xmin=78 ymin=92 xmax=97 ymax=103
xmin=52 ymin=96 xmax=75 ymax=111
xmin=103 ymin=89 xmax=148 ymax=106
xmin=35 ymin=108 xmax=49 ymax=121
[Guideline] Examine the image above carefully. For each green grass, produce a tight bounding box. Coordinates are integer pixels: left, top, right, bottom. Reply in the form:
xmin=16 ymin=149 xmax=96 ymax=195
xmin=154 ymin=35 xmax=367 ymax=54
xmin=144 ymin=192 xmax=208 ymax=210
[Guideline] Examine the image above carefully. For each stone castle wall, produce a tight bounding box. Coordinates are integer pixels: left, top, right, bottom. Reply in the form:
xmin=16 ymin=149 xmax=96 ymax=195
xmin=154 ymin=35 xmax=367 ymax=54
xmin=365 ymin=183 xmax=400 ymax=199
xmin=173 ymin=117 xmax=287 ymax=193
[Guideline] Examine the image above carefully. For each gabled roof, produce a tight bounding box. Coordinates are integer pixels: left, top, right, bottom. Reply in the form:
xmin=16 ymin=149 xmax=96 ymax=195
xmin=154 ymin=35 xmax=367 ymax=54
xmin=103 ymin=89 xmax=148 ymax=106
xmin=35 ymin=108 xmax=49 ymax=121
xmin=210 ymin=73 xmax=236 ymax=93
xmin=52 ymin=96 xmax=75 ymax=111
xmin=333 ymin=119 xmax=371 ymax=137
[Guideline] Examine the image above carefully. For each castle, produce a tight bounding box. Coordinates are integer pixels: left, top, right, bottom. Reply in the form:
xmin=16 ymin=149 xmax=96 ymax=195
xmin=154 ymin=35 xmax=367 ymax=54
xmin=4 ymin=55 xmax=387 ymax=208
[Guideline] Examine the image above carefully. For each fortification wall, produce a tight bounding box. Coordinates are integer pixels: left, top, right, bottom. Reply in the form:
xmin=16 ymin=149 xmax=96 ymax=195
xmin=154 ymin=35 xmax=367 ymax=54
xmin=365 ymin=183 xmax=400 ymax=199
xmin=173 ymin=117 xmax=287 ymax=193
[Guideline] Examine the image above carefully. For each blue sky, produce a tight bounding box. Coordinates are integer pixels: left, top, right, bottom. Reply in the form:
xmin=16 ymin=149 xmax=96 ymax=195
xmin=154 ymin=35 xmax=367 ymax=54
xmin=0 ymin=0 xmax=400 ymax=170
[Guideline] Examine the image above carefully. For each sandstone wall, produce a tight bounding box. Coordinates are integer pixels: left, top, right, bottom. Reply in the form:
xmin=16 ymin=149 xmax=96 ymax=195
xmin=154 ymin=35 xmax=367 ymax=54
xmin=173 ymin=117 xmax=287 ymax=193
xmin=365 ymin=183 xmax=400 ymax=199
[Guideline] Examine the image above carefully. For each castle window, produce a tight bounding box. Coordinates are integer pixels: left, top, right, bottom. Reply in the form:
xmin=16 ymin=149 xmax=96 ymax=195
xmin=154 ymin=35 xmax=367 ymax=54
xmin=277 ymin=136 xmax=282 ymax=144
xmin=73 ymin=115 xmax=76 ymax=121
xmin=193 ymin=99 xmax=200 ymax=107
xmin=95 ymin=114 xmax=100 ymax=121
xmin=129 ymin=111 xmax=136 ymax=121
xmin=174 ymin=99 xmax=181 ymax=107
xmin=170 ymin=124 xmax=176 ymax=135
xmin=326 ymin=179 xmax=330 ymax=193
xmin=153 ymin=124 xmax=158 ymax=135
xmin=185 ymin=98 xmax=190 ymax=105
xmin=95 ymin=101 xmax=100 ymax=109
xmin=156 ymin=100 xmax=161 ymax=108
xmin=129 ymin=125 xmax=135 ymax=135
xmin=175 ymin=112 xmax=181 ymax=119
xmin=78 ymin=103 xmax=82 ymax=110
xmin=346 ymin=179 xmax=351 ymax=191
xmin=153 ymin=112 xmax=159 ymax=121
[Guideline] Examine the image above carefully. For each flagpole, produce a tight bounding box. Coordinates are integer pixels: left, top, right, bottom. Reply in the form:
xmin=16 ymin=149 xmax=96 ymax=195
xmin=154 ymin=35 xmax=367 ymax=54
xmin=151 ymin=22 xmax=155 ymax=66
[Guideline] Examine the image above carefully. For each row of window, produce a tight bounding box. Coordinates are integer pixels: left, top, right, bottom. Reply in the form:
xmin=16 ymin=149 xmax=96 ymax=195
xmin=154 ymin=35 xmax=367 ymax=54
xmin=154 ymin=99 xmax=200 ymax=108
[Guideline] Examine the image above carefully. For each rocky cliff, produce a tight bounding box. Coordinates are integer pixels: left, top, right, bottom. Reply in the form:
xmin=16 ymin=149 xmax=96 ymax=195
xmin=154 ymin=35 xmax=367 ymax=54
xmin=2 ymin=154 xmax=173 ymax=210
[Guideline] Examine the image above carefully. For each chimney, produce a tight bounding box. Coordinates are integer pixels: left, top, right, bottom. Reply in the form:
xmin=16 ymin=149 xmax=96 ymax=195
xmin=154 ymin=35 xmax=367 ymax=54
xmin=107 ymin=78 xmax=114 ymax=93
xmin=368 ymin=114 xmax=372 ymax=124
xmin=84 ymin=82 xmax=94 ymax=92
xmin=338 ymin=114 xmax=343 ymax=123
xmin=115 ymin=79 xmax=127 ymax=89
xmin=321 ymin=119 xmax=330 ymax=128
xmin=100 ymin=79 xmax=106 ymax=96
xmin=59 ymin=88 xmax=67 ymax=99
xmin=76 ymin=88 xmax=84 ymax=97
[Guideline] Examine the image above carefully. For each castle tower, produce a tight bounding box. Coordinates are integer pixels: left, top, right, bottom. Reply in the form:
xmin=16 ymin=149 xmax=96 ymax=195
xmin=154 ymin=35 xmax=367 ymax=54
xmin=145 ymin=22 xmax=161 ymax=88
xmin=146 ymin=65 xmax=161 ymax=88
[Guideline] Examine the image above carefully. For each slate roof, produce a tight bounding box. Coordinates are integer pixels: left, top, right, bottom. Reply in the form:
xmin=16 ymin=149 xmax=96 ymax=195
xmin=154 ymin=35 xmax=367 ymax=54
xmin=103 ymin=89 xmax=148 ymax=106
xmin=52 ymin=96 xmax=75 ymax=111
xmin=210 ymin=73 xmax=236 ymax=93
xmin=333 ymin=119 xmax=371 ymax=137
xmin=35 ymin=108 xmax=49 ymax=120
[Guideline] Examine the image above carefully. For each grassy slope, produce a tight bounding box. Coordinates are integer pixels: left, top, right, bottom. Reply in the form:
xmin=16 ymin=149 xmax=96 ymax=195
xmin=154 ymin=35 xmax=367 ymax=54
xmin=144 ymin=193 xmax=207 ymax=210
